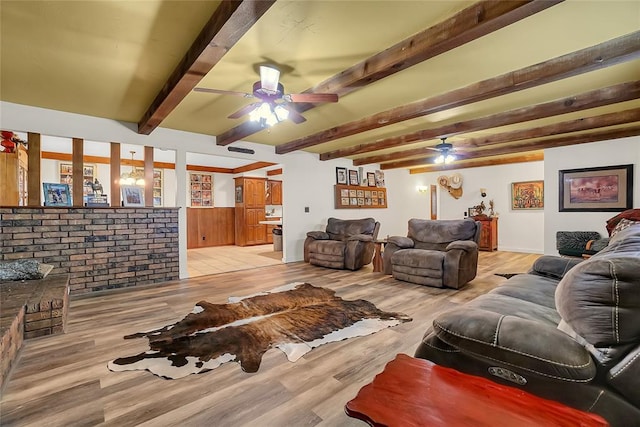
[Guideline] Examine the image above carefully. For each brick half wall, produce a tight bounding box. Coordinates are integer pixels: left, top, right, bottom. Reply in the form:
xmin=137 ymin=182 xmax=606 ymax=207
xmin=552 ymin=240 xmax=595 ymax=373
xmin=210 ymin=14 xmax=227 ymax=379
xmin=0 ymin=207 xmax=179 ymax=295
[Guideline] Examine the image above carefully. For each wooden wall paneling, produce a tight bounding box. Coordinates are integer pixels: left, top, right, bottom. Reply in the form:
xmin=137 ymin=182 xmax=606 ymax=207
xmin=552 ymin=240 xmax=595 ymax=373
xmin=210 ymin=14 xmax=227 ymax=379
xmin=72 ymin=138 xmax=84 ymax=206
xmin=27 ymin=132 xmax=41 ymax=206
xmin=110 ymin=143 xmax=121 ymax=207
xmin=144 ymin=146 xmax=154 ymax=207
xmin=186 ymin=208 xmax=201 ymax=249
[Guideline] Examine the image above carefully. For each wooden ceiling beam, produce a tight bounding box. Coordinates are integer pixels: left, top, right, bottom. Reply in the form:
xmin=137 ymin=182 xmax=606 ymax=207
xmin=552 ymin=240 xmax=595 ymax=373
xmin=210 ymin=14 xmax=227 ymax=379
xmin=321 ymin=80 xmax=640 ymax=160
xmin=386 ymin=125 xmax=640 ymax=170
xmin=137 ymin=0 xmax=276 ymax=135
xmin=278 ymin=30 xmax=640 ymax=154
xmin=353 ymin=108 xmax=640 ymax=165
xmin=216 ymin=0 xmax=562 ymax=146
xmin=408 ymin=152 xmax=545 ymax=174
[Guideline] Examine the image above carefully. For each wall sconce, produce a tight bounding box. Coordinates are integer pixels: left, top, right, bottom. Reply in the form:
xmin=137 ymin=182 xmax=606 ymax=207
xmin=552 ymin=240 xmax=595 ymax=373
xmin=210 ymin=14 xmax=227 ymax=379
xmin=417 ymin=185 xmax=429 ymax=193
xmin=480 ymin=188 xmax=487 ymax=197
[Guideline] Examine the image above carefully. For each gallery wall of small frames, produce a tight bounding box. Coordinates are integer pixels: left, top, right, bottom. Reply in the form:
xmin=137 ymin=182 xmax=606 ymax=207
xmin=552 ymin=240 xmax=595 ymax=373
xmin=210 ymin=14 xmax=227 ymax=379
xmin=334 ymin=167 xmax=387 ymax=209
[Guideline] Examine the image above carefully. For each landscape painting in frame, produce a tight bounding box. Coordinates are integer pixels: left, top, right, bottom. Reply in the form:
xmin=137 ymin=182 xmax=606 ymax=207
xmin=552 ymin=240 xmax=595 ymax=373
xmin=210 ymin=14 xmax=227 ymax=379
xmin=559 ymin=164 xmax=633 ymax=212
xmin=511 ymin=180 xmax=544 ymax=210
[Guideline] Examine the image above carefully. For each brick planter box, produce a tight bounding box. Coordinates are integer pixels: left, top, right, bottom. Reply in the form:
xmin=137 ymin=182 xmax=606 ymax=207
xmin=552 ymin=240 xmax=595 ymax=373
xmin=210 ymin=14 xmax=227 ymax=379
xmin=0 ymin=274 xmax=69 ymax=391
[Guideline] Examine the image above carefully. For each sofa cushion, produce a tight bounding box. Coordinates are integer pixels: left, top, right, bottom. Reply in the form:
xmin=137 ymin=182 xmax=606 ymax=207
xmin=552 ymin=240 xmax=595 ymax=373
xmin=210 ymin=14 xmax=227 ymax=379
xmin=433 ymin=308 xmax=596 ymax=382
xmin=556 ymin=224 xmax=640 ymax=347
xmin=408 ymin=218 xmax=478 ymax=244
xmin=307 ymin=239 xmax=345 ymax=257
xmin=391 ymin=249 xmax=444 ymax=270
xmin=326 ymin=217 xmax=376 ymax=240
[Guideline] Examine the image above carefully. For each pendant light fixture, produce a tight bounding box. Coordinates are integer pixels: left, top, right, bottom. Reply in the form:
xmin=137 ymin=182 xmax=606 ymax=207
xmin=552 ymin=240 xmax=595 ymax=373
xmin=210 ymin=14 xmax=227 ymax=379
xmin=119 ymin=151 xmax=145 ymax=186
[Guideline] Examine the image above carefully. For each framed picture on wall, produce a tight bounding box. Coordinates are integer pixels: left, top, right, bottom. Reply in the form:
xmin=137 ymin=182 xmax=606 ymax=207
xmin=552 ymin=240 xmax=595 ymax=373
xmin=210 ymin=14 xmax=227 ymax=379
xmin=336 ymin=167 xmax=348 ymax=184
xmin=559 ymin=164 xmax=633 ymax=212
xmin=367 ymin=172 xmax=376 ymax=187
xmin=349 ymin=170 xmax=359 ymax=186
xmin=512 ymin=180 xmax=544 ymax=210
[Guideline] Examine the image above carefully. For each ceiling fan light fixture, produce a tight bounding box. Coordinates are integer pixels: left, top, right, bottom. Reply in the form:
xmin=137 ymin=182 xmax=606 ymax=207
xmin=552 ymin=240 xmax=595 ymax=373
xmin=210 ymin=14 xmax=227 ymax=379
xmin=274 ymin=105 xmax=289 ymax=121
xmin=434 ymin=154 xmax=445 ymax=164
xmin=260 ymin=65 xmax=280 ymax=92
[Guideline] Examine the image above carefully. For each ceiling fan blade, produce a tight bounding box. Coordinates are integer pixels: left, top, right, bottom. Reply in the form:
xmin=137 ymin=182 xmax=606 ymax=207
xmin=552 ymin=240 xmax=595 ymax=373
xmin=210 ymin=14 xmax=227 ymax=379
xmin=193 ymin=87 xmax=253 ymax=98
xmin=285 ymin=93 xmax=339 ymax=103
xmin=282 ymin=105 xmax=307 ymax=124
xmin=260 ymin=65 xmax=280 ymax=92
xmin=228 ymin=102 xmax=261 ymax=119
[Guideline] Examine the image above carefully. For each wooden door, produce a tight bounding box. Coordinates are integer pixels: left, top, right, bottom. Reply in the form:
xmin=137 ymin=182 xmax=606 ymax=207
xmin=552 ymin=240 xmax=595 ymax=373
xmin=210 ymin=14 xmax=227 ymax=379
xmin=245 ymin=208 xmax=266 ymax=244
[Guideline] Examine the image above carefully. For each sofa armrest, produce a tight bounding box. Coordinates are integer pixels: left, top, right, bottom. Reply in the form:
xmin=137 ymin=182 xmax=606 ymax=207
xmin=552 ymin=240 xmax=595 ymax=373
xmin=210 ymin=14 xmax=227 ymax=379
xmin=433 ymin=308 xmax=596 ymax=382
xmin=346 ymin=233 xmax=373 ymax=242
xmin=387 ymin=236 xmax=414 ymax=248
xmin=306 ymin=231 xmax=329 ymax=240
xmin=529 ymin=255 xmax=583 ymax=280
xmin=445 ymin=240 xmax=477 ymax=252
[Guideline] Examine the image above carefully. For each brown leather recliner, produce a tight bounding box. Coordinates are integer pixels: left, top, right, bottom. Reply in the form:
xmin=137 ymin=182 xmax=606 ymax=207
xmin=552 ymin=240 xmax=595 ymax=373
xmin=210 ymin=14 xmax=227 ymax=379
xmin=304 ymin=217 xmax=380 ymax=271
xmin=383 ymin=218 xmax=481 ymax=289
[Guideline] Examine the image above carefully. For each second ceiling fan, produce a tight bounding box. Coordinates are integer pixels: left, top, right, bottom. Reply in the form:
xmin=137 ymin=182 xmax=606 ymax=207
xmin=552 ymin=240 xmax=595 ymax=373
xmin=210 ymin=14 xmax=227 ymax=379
xmin=194 ymin=65 xmax=339 ymax=127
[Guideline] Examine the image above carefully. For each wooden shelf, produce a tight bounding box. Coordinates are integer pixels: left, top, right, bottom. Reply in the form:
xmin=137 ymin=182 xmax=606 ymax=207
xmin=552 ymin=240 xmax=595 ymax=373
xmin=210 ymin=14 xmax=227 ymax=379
xmin=334 ymin=184 xmax=387 ymax=209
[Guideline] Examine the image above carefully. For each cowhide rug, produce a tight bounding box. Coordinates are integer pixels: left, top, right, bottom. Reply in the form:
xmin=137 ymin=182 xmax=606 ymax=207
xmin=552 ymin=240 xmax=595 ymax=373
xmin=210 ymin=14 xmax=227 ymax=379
xmin=108 ymin=282 xmax=411 ymax=379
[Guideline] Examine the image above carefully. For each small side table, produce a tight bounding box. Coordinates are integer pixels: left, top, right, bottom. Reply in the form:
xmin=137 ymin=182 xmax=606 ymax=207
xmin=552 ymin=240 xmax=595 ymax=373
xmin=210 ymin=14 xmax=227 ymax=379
xmin=345 ymin=354 xmax=609 ymax=427
xmin=372 ymin=240 xmax=386 ymax=273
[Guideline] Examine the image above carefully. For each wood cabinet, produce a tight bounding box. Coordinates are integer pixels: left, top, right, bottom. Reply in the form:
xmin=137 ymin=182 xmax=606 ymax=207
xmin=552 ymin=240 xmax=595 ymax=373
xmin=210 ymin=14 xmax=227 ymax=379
xmin=186 ymin=207 xmax=235 ymax=249
xmin=234 ymin=177 xmax=267 ymax=246
xmin=0 ymin=146 xmax=28 ymax=206
xmin=473 ymin=216 xmax=498 ymax=251
xmin=266 ymin=180 xmax=282 ymax=205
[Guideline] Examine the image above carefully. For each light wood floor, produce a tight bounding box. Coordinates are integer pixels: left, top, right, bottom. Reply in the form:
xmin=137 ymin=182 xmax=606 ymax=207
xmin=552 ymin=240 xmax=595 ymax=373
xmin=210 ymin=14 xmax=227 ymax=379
xmin=187 ymin=244 xmax=282 ymax=277
xmin=1 ymin=251 xmax=540 ymax=427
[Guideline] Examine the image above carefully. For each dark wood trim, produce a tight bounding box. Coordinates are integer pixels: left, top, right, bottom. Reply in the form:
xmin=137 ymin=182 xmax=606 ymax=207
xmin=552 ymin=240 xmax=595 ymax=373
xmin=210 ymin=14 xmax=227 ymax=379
xmin=321 ymin=81 xmax=640 ymax=160
xmin=267 ymin=168 xmax=283 ymax=176
xmin=232 ymin=162 xmax=276 ymax=173
xmin=27 ymin=132 xmax=41 ymax=206
xmin=186 ymin=164 xmax=234 ymax=174
xmin=217 ymin=0 xmax=562 ymax=147
xmin=144 ymin=146 xmax=154 ymax=207
xmin=110 ymin=143 xmax=121 ymax=208
xmin=137 ymin=0 xmax=276 ymax=135
xmin=279 ymin=30 xmax=640 ymax=155
xmin=353 ymin=108 xmax=640 ymax=166
xmin=72 ymin=138 xmax=84 ymax=207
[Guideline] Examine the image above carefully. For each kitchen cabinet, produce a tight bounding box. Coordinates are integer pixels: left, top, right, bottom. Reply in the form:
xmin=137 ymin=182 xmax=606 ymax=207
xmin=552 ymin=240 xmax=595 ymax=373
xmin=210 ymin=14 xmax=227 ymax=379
xmin=234 ymin=177 xmax=267 ymax=246
xmin=265 ymin=217 xmax=281 ymax=243
xmin=266 ymin=180 xmax=282 ymax=205
xmin=473 ymin=216 xmax=498 ymax=251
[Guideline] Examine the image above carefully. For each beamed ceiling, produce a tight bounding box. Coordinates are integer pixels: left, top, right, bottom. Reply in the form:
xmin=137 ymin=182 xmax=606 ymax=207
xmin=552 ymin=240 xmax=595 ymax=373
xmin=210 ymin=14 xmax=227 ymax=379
xmin=1 ymin=0 xmax=639 ymax=173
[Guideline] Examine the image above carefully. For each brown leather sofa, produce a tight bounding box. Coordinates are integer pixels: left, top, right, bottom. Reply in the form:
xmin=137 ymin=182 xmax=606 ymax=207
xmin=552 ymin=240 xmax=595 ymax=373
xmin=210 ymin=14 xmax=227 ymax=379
xmin=304 ymin=217 xmax=380 ymax=271
xmin=383 ymin=218 xmax=481 ymax=288
xmin=415 ymin=224 xmax=640 ymax=426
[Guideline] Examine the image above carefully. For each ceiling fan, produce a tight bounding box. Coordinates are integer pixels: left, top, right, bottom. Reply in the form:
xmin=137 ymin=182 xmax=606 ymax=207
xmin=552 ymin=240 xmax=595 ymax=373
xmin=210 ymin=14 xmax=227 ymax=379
xmin=193 ymin=65 xmax=339 ymax=126
xmin=429 ymin=137 xmax=457 ymax=164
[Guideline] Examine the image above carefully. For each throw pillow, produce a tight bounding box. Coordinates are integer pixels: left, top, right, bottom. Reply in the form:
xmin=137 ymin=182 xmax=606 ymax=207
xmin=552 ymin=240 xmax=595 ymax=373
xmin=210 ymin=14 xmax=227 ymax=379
xmin=611 ymin=218 xmax=639 ymax=237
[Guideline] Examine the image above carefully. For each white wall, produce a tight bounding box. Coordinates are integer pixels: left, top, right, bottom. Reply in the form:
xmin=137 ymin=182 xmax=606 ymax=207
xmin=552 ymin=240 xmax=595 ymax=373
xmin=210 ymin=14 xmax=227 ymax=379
xmin=543 ymin=136 xmax=640 ymax=254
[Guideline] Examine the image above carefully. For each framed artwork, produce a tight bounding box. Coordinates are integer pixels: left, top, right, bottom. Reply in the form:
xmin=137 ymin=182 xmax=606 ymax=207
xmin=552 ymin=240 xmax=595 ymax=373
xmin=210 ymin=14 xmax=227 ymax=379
xmin=350 ymin=197 xmax=358 ymax=205
xmin=357 ymin=190 xmax=364 ymax=198
xmin=349 ymin=170 xmax=359 ymax=186
xmin=375 ymin=170 xmax=385 ymax=187
xmin=235 ymin=185 xmax=243 ymax=203
xmin=336 ymin=167 xmax=348 ymax=184
xmin=341 ymin=197 xmax=349 ymax=205
xmin=559 ymin=164 xmax=633 ymax=212
xmin=430 ymin=185 xmax=437 ymax=220
xmin=349 ymin=189 xmax=357 ymax=197
xmin=121 ymin=185 xmax=145 ymax=207
xmin=512 ymin=180 xmax=544 ymax=210
xmin=190 ymin=173 xmax=214 ymax=207
xmin=43 ymin=183 xmax=71 ymax=206
xmin=468 ymin=207 xmax=476 ymax=217
xmin=357 ymin=197 xmax=364 ymax=205
xmin=367 ymin=172 xmax=376 ymax=187
xmin=340 ymin=189 xmax=349 ymax=197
